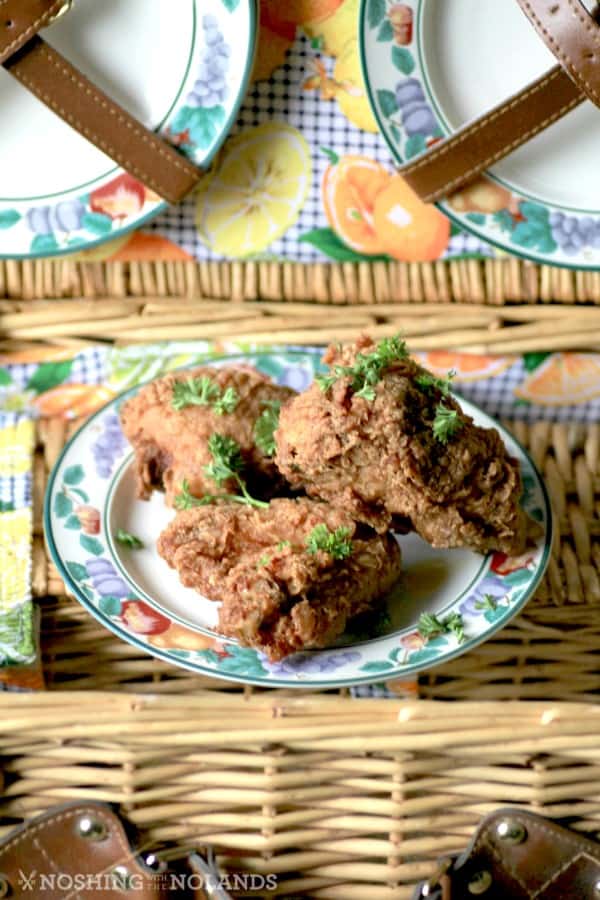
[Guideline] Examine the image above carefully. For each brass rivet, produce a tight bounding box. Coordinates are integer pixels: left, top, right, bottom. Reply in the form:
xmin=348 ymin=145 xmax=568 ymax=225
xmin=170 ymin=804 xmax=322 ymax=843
xmin=77 ymin=816 xmax=108 ymax=841
xmin=0 ymin=875 xmax=11 ymax=898
xmin=496 ymin=818 xmax=527 ymax=845
xmin=468 ymin=870 xmax=492 ymax=895
xmin=142 ymin=853 xmax=167 ymax=873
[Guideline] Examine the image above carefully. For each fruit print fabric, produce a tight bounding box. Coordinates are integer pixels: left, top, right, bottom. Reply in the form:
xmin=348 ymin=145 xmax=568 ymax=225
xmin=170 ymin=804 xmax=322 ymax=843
xmin=83 ymin=0 xmax=490 ymax=264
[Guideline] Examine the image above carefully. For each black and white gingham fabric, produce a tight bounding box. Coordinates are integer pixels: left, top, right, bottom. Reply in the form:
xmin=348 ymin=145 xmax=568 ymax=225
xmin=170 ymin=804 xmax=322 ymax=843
xmin=148 ymin=34 xmax=493 ymax=262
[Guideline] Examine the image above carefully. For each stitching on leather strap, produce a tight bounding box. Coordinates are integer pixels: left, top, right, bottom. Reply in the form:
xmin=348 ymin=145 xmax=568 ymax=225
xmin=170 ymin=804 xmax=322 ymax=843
xmin=424 ymin=93 xmax=580 ymax=202
xmin=0 ymin=0 xmax=64 ymax=59
xmin=535 ymin=851 xmax=600 ymax=898
xmin=520 ymin=0 xmax=600 ymax=107
xmin=402 ymin=68 xmax=563 ymax=177
xmin=38 ymin=44 xmax=199 ymax=180
xmin=11 ymin=43 xmax=199 ymax=202
xmin=15 ymin=65 xmax=189 ymax=202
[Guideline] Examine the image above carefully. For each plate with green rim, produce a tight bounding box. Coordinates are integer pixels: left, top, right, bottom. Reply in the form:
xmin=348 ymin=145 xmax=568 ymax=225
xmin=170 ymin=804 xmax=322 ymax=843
xmin=0 ymin=0 xmax=257 ymax=259
xmin=360 ymin=0 xmax=600 ymax=269
xmin=45 ymin=349 xmax=552 ymax=689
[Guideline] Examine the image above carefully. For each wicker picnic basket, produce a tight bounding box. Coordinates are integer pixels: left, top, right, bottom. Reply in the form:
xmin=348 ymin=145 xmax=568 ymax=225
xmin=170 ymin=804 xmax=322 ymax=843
xmin=1 ymin=256 xmax=600 ymax=899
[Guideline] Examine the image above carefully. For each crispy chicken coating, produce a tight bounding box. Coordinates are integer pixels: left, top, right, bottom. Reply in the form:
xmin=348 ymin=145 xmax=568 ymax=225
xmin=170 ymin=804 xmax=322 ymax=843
xmin=157 ymin=498 xmax=401 ymax=660
xmin=275 ymin=337 xmax=526 ymax=555
xmin=120 ymin=367 xmax=294 ymax=506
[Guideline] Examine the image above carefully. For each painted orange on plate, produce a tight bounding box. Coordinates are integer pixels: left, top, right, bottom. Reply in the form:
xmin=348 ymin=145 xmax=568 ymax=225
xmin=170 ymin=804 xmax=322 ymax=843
xmin=373 ymin=174 xmax=450 ymax=262
xmin=323 ymin=155 xmax=391 ymax=254
xmin=515 ymin=353 xmax=600 ymax=405
xmin=33 ymin=384 xmax=115 ymax=419
xmin=148 ymin=623 xmax=224 ymax=652
xmin=416 ymin=351 xmax=516 ymax=382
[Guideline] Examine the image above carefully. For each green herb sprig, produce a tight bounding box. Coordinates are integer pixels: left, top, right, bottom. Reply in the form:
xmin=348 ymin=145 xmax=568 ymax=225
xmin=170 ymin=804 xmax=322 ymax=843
xmin=418 ymin=612 xmax=465 ymax=644
xmin=432 ymin=403 xmax=463 ymax=444
xmin=171 ymin=376 xmax=239 ymax=416
xmin=316 ymin=335 xmax=408 ymax=401
xmin=415 ymin=369 xmax=456 ymax=397
xmin=306 ymin=524 xmax=353 ymax=560
xmin=115 ymin=529 xmax=144 ymax=550
xmin=254 ymin=400 xmax=282 ymax=457
xmin=174 ymin=434 xmax=268 ymax=511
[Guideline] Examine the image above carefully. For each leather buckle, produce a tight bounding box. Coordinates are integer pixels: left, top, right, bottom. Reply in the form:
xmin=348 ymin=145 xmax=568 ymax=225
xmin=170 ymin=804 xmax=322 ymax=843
xmin=47 ymin=0 xmax=73 ymax=25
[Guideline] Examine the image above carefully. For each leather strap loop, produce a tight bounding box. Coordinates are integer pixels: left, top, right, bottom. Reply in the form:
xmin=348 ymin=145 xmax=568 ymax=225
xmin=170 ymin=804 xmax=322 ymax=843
xmin=516 ymin=0 xmax=600 ymax=107
xmin=0 ymin=0 xmax=65 ymax=64
xmin=398 ymin=66 xmax=582 ymax=204
xmin=5 ymin=36 xmax=202 ymax=205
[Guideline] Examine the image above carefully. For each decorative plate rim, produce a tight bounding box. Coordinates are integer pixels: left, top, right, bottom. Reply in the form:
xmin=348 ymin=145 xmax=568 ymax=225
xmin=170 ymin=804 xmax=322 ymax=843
xmin=359 ymin=0 xmax=600 ymax=271
xmin=0 ymin=0 xmax=258 ymax=261
xmin=44 ymin=350 xmax=554 ymax=689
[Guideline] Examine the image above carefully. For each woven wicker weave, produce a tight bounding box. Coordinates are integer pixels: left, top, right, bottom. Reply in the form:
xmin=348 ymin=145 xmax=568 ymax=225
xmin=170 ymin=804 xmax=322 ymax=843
xmin=2 ymin=259 xmax=600 ymax=355
xmin=2 ymin=258 xmax=600 ymax=898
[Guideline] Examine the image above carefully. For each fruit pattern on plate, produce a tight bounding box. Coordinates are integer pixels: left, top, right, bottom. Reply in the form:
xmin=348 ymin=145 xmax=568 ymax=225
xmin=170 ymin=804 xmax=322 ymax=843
xmin=363 ymin=0 xmax=600 ymax=268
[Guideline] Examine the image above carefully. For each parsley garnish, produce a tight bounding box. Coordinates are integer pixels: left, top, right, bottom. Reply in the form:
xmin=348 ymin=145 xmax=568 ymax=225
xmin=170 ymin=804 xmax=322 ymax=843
xmin=254 ymin=400 xmax=282 ymax=457
xmin=173 ymin=434 xmax=268 ymax=510
xmin=173 ymin=480 xmax=212 ymax=511
xmin=204 ymin=434 xmax=244 ymax=484
xmin=277 ymin=540 xmax=291 ymax=551
xmin=415 ymin=369 xmax=456 ymax=397
xmin=306 ymin=524 xmax=353 ymax=560
xmin=316 ymin=335 xmax=408 ymax=401
xmin=418 ymin=612 xmax=465 ymax=643
xmin=171 ymin=376 xmax=238 ymax=415
xmin=433 ymin=403 xmax=463 ymax=444
xmin=213 ymin=386 xmax=239 ymax=416
xmin=115 ymin=529 xmax=144 ymax=550
xmin=257 ymin=554 xmax=271 ymax=568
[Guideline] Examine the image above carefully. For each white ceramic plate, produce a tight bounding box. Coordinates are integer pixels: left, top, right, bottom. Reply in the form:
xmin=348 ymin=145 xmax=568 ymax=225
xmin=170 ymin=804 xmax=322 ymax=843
xmin=361 ymin=0 xmax=600 ymax=268
xmin=45 ymin=351 xmax=552 ymax=689
xmin=0 ymin=0 xmax=256 ymax=258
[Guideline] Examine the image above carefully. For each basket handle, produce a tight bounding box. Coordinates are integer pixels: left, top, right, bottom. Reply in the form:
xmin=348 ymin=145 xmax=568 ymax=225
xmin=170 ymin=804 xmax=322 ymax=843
xmin=1 ymin=0 xmax=204 ymax=204
xmin=398 ymin=0 xmax=600 ymax=203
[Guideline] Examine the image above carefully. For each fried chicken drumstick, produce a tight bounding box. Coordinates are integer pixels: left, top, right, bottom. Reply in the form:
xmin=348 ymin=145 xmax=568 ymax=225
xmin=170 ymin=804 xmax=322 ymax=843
xmin=158 ymin=498 xmax=401 ymax=660
xmin=120 ymin=367 xmax=294 ymax=506
xmin=275 ymin=336 xmax=526 ymax=556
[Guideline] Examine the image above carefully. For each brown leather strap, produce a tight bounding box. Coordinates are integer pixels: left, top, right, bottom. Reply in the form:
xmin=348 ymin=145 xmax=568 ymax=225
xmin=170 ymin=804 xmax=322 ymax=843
xmin=0 ymin=0 xmax=64 ymax=64
xmin=4 ymin=36 xmax=202 ymax=204
xmin=398 ymin=66 xmax=583 ymax=203
xmin=0 ymin=802 xmax=169 ymax=899
xmin=517 ymin=0 xmax=600 ymax=106
xmin=414 ymin=807 xmax=600 ymax=900
xmin=400 ymin=0 xmax=600 ymax=203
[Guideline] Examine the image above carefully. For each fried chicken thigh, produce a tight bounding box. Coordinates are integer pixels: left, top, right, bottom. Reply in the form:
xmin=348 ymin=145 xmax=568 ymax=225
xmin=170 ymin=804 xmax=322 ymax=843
xmin=158 ymin=498 xmax=401 ymax=660
xmin=275 ymin=337 xmax=526 ymax=555
xmin=120 ymin=367 xmax=294 ymax=505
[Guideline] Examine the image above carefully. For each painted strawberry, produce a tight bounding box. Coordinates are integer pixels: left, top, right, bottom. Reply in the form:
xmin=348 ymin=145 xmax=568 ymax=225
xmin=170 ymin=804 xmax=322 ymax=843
xmin=389 ymin=4 xmax=413 ymax=45
xmin=120 ymin=600 xmax=171 ymax=635
xmin=90 ymin=175 xmax=146 ymax=220
xmin=491 ymin=551 xmax=535 ymax=576
xmin=75 ymin=505 xmax=100 ymax=535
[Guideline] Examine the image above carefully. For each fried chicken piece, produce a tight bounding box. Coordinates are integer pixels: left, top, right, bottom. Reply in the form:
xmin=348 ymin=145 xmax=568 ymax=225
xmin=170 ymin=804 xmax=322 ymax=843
xmin=157 ymin=498 xmax=401 ymax=660
xmin=120 ymin=367 xmax=295 ymax=506
xmin=275 ymin=336 xmax=526 ymax=555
